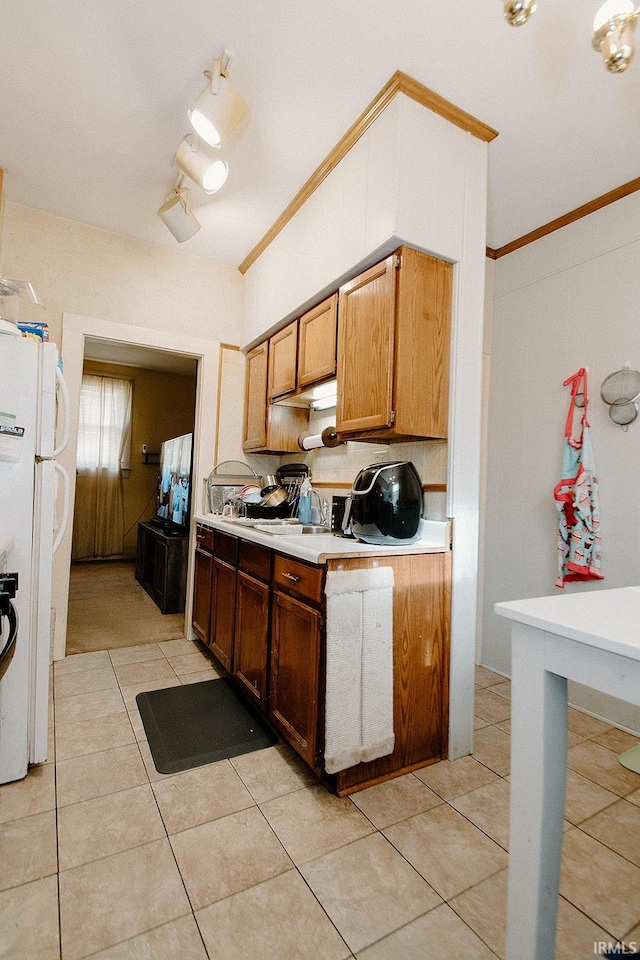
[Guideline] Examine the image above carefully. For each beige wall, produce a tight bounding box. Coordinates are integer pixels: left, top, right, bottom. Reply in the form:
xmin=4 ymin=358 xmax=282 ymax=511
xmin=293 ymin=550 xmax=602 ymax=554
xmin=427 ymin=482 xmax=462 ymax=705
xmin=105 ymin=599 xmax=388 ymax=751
xmin=0 ymin=202 xmax=243 ymax=347
xmin=82 ymin=360 xmax=197 ymax=557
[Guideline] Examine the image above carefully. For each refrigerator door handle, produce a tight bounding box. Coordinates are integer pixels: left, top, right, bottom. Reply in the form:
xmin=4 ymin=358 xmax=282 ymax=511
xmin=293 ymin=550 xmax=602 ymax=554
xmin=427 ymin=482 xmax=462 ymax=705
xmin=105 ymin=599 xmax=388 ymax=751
xmin=52 ymin=365 xmax=70 ymax=458
xmin=53 ymin=462 xmax=70 ymax=554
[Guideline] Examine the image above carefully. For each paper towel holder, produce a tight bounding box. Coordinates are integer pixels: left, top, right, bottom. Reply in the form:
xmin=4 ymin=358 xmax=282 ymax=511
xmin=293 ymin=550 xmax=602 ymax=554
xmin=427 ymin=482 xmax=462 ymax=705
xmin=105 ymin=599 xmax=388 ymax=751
xmin=298 ymin=427 xmax=343 ymax=451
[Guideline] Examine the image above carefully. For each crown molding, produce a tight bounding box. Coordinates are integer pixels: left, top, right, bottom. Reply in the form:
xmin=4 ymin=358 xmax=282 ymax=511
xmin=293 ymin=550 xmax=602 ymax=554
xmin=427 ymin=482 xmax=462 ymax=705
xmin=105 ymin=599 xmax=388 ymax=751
xmin=238 ymin=72 xmax=498 ymax=275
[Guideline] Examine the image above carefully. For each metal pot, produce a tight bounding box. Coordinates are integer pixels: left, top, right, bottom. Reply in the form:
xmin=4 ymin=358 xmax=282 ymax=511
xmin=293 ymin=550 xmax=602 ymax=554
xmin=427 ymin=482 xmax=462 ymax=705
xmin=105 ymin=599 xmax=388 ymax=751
xmin=260 ymin=485 xmax=289 ymax=507
xmin=260 ymin=475 xmax=278 ymax=492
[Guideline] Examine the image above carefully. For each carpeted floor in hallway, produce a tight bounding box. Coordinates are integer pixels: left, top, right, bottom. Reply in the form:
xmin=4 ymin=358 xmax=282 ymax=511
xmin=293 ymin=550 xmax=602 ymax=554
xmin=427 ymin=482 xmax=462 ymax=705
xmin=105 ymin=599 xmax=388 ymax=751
xmin=65 ymin=560 xmax=186 ymax=655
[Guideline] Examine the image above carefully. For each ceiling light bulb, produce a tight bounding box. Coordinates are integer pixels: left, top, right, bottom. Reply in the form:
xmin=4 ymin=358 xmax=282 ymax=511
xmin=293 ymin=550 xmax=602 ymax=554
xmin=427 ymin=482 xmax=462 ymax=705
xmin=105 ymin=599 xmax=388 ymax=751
xmin=592 ymin=0 xmax=638 ymax=71
xmin=176 ymin=136 xmax=229 ymax=195
xmin=157 ymin=187 xmax=200 ymax=243
xmin=187 ymin=65 xmax=249 ymax=149
xmin=504 ymin=0 xmax=537 ymax=26
xmin=593 ymin=0 xmax=634 ymax=31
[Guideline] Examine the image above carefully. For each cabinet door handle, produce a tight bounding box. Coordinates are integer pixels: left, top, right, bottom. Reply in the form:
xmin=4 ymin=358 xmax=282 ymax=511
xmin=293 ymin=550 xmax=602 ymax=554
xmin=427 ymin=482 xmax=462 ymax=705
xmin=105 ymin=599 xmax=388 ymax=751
xmin=281 ymin=572 xmax=300 ymax=583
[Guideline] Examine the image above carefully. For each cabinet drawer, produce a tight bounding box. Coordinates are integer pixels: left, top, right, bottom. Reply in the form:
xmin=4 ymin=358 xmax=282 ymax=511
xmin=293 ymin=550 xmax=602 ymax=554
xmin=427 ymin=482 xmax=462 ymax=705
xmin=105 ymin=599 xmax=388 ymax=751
xmin=239 ymin=540 xmax=271 ymax=582
xmin=273 ymin=554 xmax=324 ymax=606
xmin=214 ymin=530 xmax=238 ymax=566
xmin=195 ymin=524 xmax=214 ymax=551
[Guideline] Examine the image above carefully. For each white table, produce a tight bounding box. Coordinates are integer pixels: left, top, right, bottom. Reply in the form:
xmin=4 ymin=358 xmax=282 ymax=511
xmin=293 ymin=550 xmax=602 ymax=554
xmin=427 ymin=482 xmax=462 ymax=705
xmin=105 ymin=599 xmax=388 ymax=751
xmin=495 ymin=587 xmax=640 ymax=960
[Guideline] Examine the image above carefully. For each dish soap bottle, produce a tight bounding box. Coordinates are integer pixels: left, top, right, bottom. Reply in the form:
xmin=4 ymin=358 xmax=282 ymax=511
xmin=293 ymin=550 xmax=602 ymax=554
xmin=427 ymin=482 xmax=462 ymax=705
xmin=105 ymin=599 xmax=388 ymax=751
xmin=297 ymin=478 xmax=312 ymax=524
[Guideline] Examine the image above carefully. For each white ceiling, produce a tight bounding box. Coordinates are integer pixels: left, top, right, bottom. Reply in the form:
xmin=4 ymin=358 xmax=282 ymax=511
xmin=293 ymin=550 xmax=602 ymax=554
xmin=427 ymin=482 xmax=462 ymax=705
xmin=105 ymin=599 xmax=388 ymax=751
xmin=2 ymin=0 xmax=638 ymax=268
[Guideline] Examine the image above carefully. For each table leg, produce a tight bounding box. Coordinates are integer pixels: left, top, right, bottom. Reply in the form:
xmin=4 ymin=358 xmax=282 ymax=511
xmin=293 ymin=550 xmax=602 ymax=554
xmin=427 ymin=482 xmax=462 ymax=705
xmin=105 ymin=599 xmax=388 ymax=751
xmin=506 ymin=624 xmax=568 ymax=960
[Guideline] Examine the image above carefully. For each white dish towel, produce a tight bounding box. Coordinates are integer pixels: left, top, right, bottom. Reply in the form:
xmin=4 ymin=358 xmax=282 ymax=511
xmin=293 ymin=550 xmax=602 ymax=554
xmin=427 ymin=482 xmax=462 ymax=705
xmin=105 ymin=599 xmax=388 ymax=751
xmin=324 ymin=566 xmax=395 ymax=774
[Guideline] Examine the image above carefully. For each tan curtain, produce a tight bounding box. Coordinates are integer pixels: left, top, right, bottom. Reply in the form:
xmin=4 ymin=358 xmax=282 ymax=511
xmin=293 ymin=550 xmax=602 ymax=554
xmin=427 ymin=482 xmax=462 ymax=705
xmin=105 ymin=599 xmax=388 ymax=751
xmin=72 ymin=374 xmax=133 ymax=560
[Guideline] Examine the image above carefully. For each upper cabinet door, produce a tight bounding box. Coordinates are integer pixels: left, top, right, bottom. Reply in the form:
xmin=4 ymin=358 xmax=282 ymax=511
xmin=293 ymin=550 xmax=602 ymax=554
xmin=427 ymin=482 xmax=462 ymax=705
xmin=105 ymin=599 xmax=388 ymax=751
xmin=336 ymin=255 xmax=397 ymax=434
xmin=243 ymin=342 xmax=268 ymax=450
xmin=268 ymin=320 xmax=298 ymax=400
xmin=297 ymin=294 xmax=338 ymax=388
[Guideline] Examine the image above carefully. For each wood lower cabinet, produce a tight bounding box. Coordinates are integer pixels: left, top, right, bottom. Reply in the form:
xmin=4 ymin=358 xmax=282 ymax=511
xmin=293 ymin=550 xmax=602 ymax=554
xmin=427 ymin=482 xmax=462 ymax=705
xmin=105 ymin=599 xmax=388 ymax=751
xmin=209 ymin=558 xmax=236 ymax=671
xmin=192 ymin=525 xmax=237 ymax=671
xmin=192 ymin=542 xmax=214 ymax=643
xmin=270 ymin=555 xmax=325 ymax=769
xmin=270 ymin=591 xmax=322 ymax=768
xmin=234 ymin=571 xmax=270 ymax=707
xmin=327 ymin=551 xmax=451 ymax=794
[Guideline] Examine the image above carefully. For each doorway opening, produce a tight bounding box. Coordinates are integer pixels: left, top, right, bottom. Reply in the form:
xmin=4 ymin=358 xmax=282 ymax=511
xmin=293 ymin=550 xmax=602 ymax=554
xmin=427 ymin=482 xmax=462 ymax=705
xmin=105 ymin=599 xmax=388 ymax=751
xmin=66 ymin=340 xmax=197 ymax=655
xmin=52 ymin=313 xmax=221 ymax=664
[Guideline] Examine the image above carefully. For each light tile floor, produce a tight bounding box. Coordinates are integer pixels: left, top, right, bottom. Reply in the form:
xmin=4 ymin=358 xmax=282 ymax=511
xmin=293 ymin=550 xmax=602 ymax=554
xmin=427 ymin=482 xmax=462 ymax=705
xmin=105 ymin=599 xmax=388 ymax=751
xmin=1 ymin=649 xmax=640 ymax=959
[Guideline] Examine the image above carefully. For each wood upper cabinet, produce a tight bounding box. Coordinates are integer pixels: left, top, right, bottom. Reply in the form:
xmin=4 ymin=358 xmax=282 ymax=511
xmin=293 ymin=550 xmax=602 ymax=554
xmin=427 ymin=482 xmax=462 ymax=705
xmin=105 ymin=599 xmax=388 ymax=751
xmin=336 ymin=255 xmax=396 ymax=435
xmin=242 ymin=340 xmax=308 ymax=454
xmin=297 ymin=294 xmax=337 ymax=388
xmin=268 ymin=320 xmax=298 ymax=400
xmin=336 ymin=247 xmax=452 ymax=442
xmin=243 ymin=342 xmax=269 ymax=451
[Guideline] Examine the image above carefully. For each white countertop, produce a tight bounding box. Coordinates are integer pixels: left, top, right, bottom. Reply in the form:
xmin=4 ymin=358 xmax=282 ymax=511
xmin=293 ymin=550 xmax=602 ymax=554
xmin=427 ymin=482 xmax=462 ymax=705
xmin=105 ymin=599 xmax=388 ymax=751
xmin=193 ymin=514 xmax=450 ymax=564
xmin=495 ymin=586 xmax=640 ymax=662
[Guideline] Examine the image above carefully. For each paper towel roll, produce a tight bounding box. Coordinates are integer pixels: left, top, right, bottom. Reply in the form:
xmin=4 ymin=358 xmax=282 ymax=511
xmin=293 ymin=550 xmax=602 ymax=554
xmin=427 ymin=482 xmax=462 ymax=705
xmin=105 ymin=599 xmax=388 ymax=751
xmin=298 ymin=427 xmax=342 ymax=451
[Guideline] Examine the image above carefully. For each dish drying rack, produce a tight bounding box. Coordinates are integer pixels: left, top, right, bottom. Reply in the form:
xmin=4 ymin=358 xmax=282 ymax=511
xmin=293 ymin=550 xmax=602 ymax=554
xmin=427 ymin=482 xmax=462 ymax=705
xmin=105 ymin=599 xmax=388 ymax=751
xmin=205 ymin=461 xmax=260 ymax=515
xmin=206 ymin=461 xmax=314 ymax=519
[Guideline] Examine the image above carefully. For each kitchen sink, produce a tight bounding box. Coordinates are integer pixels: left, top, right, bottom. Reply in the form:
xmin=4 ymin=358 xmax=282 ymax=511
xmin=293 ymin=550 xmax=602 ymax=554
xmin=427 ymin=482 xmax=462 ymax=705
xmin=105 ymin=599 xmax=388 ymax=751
xmin=301 ymin=525 xmax=330 ymax=535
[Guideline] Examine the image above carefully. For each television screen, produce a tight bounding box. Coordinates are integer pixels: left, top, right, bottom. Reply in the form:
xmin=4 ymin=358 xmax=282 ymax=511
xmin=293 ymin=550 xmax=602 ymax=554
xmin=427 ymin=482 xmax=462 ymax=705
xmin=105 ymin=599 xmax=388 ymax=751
xmin=155 ymin=433 xmax=193 ymax=531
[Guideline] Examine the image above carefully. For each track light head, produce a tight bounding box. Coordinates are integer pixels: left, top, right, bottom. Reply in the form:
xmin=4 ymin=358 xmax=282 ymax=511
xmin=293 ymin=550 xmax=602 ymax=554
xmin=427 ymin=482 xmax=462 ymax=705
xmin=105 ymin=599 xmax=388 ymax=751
xmin=187 ymin=53 xmax=249 ymax=149
xmin=176 ymin=135 xmax=229 ymax=195
xmin=157 ymin=186 xmax=200 ymax=242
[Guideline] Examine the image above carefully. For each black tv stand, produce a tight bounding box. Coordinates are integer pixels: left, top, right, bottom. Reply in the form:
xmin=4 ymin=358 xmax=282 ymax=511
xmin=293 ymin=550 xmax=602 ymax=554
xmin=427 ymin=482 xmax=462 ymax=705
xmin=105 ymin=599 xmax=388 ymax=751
xmin=148 ymin=517 xmax=182 ymax=533
xmin=135 ymin=521 xmax=189 ymax=614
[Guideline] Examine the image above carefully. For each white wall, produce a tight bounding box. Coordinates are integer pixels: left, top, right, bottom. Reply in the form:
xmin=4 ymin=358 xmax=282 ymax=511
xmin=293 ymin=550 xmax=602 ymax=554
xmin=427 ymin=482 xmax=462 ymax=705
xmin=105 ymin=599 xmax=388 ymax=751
xmin=482 ymin=190 xmax=640 ymax=733
xmin=243 ymin=91 xmax=489 ymax=760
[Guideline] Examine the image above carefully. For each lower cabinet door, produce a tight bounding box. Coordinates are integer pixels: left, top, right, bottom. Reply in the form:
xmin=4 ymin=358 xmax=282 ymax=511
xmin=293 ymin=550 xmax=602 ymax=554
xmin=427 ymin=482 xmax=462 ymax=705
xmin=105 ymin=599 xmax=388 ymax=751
xmin=234 ymin=571 xmax=270 ymax=707
xmin=270 ymin=591 xmax=321 ymax=767
xmin=192 ymin=546 xmax=213 ymax=644
xmin=210 ymin=557 xmax=236 ymax=672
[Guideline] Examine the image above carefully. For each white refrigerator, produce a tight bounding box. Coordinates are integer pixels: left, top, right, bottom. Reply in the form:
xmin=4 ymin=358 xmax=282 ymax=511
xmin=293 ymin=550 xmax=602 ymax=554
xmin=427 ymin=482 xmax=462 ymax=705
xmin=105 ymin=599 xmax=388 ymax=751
xmin=0 ymin=336 xmax=70 ymax=783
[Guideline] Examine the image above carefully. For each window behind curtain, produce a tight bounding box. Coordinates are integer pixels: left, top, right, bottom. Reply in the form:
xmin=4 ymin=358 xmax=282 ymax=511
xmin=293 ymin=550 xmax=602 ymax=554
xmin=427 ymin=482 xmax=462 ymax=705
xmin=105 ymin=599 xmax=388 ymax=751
xmin=72 ymin=375 xmax=133 ymax=560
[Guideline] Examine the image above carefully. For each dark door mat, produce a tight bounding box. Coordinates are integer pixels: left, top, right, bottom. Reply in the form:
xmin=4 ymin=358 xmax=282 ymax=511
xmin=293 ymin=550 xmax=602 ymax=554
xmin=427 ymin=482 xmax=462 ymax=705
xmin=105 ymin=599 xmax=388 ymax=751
xmin=136 ymin=677 xmax=278 ymax=775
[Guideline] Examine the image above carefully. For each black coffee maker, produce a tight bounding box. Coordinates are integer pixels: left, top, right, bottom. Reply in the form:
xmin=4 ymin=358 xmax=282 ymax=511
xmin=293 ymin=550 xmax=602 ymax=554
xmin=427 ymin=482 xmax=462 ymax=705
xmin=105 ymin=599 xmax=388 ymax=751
xmin=346 ymin=461 xmax=423 ymax=545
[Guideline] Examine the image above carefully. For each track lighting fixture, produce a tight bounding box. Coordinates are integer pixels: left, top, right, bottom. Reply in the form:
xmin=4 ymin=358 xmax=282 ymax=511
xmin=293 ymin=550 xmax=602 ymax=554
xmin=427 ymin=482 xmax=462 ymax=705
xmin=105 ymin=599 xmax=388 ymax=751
xmin=503 ymin=0 xmax=640 ymax=72
xmin=157 ymin=48 xmax=248 ymax=242
xmin=187 ymin=50 xmax=249 ymax=149
xmin=175 ymin=135 xmax=229 ymax=195
xmin=157 ymin=182 xmax=200 ymax=242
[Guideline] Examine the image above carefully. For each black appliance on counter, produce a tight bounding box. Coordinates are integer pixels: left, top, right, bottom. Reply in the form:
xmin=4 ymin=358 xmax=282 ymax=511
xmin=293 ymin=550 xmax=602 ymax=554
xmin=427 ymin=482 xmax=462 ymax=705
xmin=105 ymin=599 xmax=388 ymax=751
xmin=346 ymin=461 xmax=423 ymax=545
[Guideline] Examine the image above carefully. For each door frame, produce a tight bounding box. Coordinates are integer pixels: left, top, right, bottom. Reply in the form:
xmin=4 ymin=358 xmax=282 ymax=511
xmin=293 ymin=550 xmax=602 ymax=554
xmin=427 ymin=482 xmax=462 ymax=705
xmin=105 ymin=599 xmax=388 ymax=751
xmin=52 ymin=312 xmax=221 ymax=661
